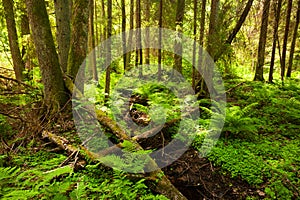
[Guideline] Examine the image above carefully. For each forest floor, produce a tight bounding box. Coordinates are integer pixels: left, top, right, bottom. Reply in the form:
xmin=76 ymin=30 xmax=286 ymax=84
xmin=0 ymin=74 xmax=299 ymax=199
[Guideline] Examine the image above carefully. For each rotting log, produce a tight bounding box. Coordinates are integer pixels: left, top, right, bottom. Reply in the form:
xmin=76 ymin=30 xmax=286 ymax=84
xmin=63 ymin=77 xmax=188 ymax=200
xmin=42 ymin=130 xmax=187 ymax=200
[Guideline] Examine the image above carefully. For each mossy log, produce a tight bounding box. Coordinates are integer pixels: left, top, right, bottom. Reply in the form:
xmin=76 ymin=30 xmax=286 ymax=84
xmin=63 ymin=77 xmax=187 ymax=200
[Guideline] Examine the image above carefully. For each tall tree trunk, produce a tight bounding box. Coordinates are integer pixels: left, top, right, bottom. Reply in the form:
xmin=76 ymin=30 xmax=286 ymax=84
xmin=286 ymin=0 xmax=299 ymax=77
xmin=281 ymin=0 xmax=293 ymax=82
xmin=207 ymin=0 xmax=219 ymax=60
xmin=269 ymin=0 xmax=282 ymax=82
xmin=88 ymin=0 xmax=98 ymax=81
xmin=145 ymin=0 xmax=150 ymax=65
xmin=192 ymin=0 xmax=198 ymax=90
xmin=195 ymin=0 xmax=206 ymax=93
xmin=254 ymin=0 xmax=271 ymax=81
xmin=121 ymin=0 xmax=127 ymax=71
xmin=136 ymin=0 xmax=143 ymax=77
xmin=20 ymin=0 xmax=32 ymax=73
xmin=214 ymin=0 xmax=254 ymax=62
xmin=26 ymin=0 xmax=68 ymax=110
xmin=3 ymin=0 xmax=25 ymax=81
xmin=126 ymin=0 xmax=134 ymax=70
xmin=226 ymin=0 xmax=254 ymax=45
xmin=54 ymin=0 xmax=71 ymax=73
xmin=67 ymin=0 xmax=89 ymax=92
xmin=105 ymin=0 xmax=112 ymax=102
xmin=174 ymin=0 xmax=185 ymax=74
xmin=197 ymin=0 xmax=206 ymax=78
xmin=158 ymin=0 xmax=163 ymax=81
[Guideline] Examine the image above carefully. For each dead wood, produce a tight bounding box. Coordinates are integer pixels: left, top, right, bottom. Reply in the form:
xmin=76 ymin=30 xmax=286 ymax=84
xmin=64 ymin=77 xmax=188 ymax=200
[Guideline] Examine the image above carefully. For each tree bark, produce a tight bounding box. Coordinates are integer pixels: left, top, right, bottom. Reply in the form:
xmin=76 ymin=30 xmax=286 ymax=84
xmin=88 ymin=0 xmax=98 ymax=81
xmin=207 ymin=0 xmax=219 ymax=60
xmin=121 ymin=0 xmax=127 ymax=71
xmin=158 ymin=0 xmax=163 ymax=81
xmin=174 ymin=0 xmax=185 ymax=74
xmin=126 ymin=0 xmax=134 ymax=70
xmin=3 ymin=0 xmax=25 ymax=81
xmin=67 ymin=0 xmax=89 ymax=92
xmin=135 ymin=0 xmax=143 ymax=77
xmin=214 ymin=0 xmax=254 ymax=62
xmin=254 ymin=0 xmax=271 ymax=81
xmin=281 ymin=0 xmax=293 ymax=81
xmin=286 ymin=0 xmax=300 ymax=77
xmin=192 ymin=0 xmax=198 ymax=90
xmin=145 ymin=0 xmax=150 ymax=65
xmin=269 ymin=0 xmax=282 ymax=82
xmin=54 ymin=0 xmax=71 ymax=73
xmin=105 ymin=0 xmax=112 ymax=102
xmin=26 ymin=0 xmax=68 ymax=110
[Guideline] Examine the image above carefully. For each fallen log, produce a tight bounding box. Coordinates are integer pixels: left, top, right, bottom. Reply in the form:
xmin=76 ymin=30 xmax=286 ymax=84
xmin=64 ymin=76 xmax=188 ymax=200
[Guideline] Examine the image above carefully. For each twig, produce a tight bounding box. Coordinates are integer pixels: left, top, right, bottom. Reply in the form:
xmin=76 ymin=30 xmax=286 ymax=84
xmin=0 ymin=74 xmax=37 ymax=90
xmin=226 ymin=82 xmax=245 ymax=93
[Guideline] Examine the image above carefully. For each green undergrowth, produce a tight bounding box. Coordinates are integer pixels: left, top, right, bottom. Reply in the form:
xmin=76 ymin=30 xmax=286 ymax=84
xmin=202 ymin=78 xmax=300 ymax=199
xmin=0 ymin=151 xmax=168 ymax=200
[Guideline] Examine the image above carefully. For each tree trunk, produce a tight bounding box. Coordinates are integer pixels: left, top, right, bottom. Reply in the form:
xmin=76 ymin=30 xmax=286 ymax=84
xmin=207 ymin=0 xmax=219 ymax=60
xmin=136 ymin=0 xmax=143 ymax=77
xmin=254 ymin=0 xmax=270 ymax=81
xmin=105 ymin=0 xmax=112 ymax=102
xmin=226 ymin=0 xmax=254 ymax=45
xmin=214 ymin=0 xmax=254 ymax=62
xmin=286 ymin=0 xmax=300 ymax=77
xmin=145 ymin=0 xmax=150 ymax=65
xmin=121 ymin=0 xmax=127 ymax=71
xmin=25 ymin=0 xmax=68 ymax=110
xmin=281 ymin=0 xmax=293 ymax=81
xmin=126 ymin=0 xmax=134 ymax=70
xmin=158 ymin=0 xmax=163 ymax=81
xmin=174 ymin=0 xmax=185 ymax=74
xmin=67 ymin=0 xmax=89 ymax=92
xmin=192 ymin=0 xmax=198 ymax=90
xmin=88 ymin=0 xmax=98 ymax=81
xmin=269 ymin=0 xmax=282 ymax=82
xmin=3 ymin=0 xmax=25 ymax=81
xmin=54 ymin=0 xmax=71 ymax=73
xmin=196 ymin=0 xmax=206 ymax=86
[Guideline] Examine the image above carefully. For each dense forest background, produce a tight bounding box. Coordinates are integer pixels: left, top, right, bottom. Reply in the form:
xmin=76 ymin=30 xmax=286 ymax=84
xmin=0 ymin=0 xmax=299 ymax=199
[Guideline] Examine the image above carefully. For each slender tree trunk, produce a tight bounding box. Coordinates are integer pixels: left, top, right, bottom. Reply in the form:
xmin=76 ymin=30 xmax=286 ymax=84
xmin=19 ymin=0 xmax=31 ymax=73
xmin=281 ymin=0 xmax=293 ymax=81
xmin=105 ymin=0 xmax=112 ymax=102
xmin=195 ymin=0 xmax=207 ymax=93
xmin=26 ymin=0 xmax=68 ymax=110
xmin=88 ymin=0 xmax=98 ymax=81
xmin=126 ymin=0 xmax=134 ymax=70
xmin=101 ymin=0 xmax=106 ymax=42
xmin=286 ymin=0 xmax=300 ymax=77
xmin=227 ymin=0 xmax=254 ymax=45
xmin=207 ymin=0 xmax=219 ymax=60
xmin=158 ymin=0 xmax=163 ymax=81
xmin=269 ymin=0 xmax=282 ymax=82
xmin=254 ymin=0 xmax=271 ymax=81
xmin=3 ymin=0 xmax=25 ymax=81
xmin=192 ymin=0 xmax=198 ymax=90
xmin=145 ymin=0 xmax=150 ymax=65
xmin=214 ymin=0 xmax=254 ymax=62
xmin=197 ymin=0 xmax=206 ymax=79
xmin=121 ymin=0 xmax=127 ymax=71
xmin=67 ymin=0 xmax=89 ymax=92
xmin=136 ymin=0 xmax=143 ymax=77
xmin=174 ymin=0 xmax=185 ymax=74
xmin=54 ymin=0 xmax=71 ymax=73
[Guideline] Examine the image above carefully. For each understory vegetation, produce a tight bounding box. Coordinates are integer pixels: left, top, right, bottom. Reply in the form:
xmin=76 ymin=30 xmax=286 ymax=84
xmin=0 ymin=70 xmax=299 ymax=199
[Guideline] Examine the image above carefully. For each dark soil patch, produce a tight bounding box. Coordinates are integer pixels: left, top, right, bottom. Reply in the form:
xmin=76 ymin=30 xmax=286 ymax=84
xmin=162 ymin=148 xmax=259 ymax=200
